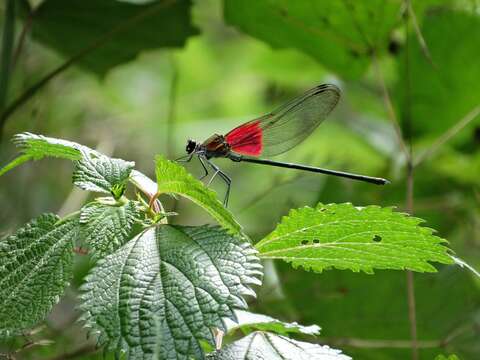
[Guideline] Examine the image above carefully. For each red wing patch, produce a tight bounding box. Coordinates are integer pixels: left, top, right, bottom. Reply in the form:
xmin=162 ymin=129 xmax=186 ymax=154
xmin=225 ymin=121 xmax=263 ymax=156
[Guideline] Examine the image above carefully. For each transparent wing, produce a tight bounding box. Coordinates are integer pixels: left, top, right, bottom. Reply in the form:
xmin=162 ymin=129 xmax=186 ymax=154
xmin=225 ymin=84 xmax=341 ymax=157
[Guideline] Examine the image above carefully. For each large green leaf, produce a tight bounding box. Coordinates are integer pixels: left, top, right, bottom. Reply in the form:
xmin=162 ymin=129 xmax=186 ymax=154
xmin=395 ymin=9 xmax=480 ymax=142
xmin=79 ymin=225 xmax=262 ymax=359
xmin=224 ymin=0 xmax=401 ymax=79
xmin=255 ymin=203 xmax=453 ymax=273
xmin=79 ymin=198 xmax=140 ymax=260
xmin=224 ymin=310 xmax=320 ymax=337
xmin=0 ymin=214 xmax=78 ymax=338
xmin=30 ymin=0 xmax=199 ymax=76
xmin=155 ymin=155 xmax=242 ymax=235
xmin=208 ymin=331 xmax=350 ymax=360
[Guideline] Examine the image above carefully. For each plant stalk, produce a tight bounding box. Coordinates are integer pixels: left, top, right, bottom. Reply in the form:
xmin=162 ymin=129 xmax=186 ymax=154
xmin=0 ymin=0 xmax=16 ymax=138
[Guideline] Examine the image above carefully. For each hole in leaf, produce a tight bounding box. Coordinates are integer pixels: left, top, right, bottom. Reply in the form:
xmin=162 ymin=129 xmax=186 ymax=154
xmin=313 ymin=239 xmax=320 ymax=244
xmin=373 ymin=235 xmax=382 ymax=242
xmin=301 ymin=240 xmax=309 ymax=245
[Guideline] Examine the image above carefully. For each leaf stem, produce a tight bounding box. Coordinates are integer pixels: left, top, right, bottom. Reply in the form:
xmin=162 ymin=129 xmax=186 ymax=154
xmin=413 ymin=104 xmax=480 ymax=167
xmin=403 ymin=4 xmax=418 ymax=359
xmin=0 ymin=0 xmax=178 ymax=138
xmin=0 ymin=0 xmax=16 ymax=138
xmin=371 ymin=51 xmax=410 ymax=163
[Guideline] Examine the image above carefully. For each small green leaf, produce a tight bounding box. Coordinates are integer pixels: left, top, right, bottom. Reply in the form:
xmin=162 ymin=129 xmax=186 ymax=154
xmin=73 ymin=151 xmax=134 ymax=196
xmin=79 ymin=225 xmax=262 ymax=359
xmin=79 ymin=199 xmax=140 ymax=260
xmin=256 ymin=203 xmax=453 ymax=274
xmin=155 ymin=155 xmax=242 ymax=235
xmin=208 ymin=331 xmax=350 ymax=360
xmin=0 ymin=214 xmax=78 ymax=338
xmin=224 ymin=310 xmax=320 ymax=337
xmin=1 ymin=132 xmax=85 ymax=176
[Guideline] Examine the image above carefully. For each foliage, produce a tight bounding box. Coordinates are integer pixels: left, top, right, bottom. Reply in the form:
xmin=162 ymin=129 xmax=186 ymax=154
xmin=224 ymin=0 xmax=400 ymax=79
xmin=0 ymin=133 xmax=464 ymax=358
xmin=29 ymin=0 xmax=199 ymax=75
xmin=0 ymin=214 xmax=77 ymax=338
xmin=208 ymin=331 xmax=351 ymax=360
xmin=256 ymin=203 xmax=453 ymax=273
xmin=1 ymin=0 xmax=479 ymax=359
xmin=79 ymin=225 xmax=261 ymax=358
xmin=224 ymin=310 xmax=320 ymax=336
xmin=155 ymin=155 xmax=242 ymax=235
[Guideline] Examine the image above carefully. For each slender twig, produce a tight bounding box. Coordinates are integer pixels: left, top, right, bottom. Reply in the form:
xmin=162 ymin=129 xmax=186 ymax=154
xmin=320 ymin=337 xmax=441 ymax=349
xmin=414 ymin=105 xmax=480 ymax=167
xmin=11 ymin=6 xmax=34 ymax=69
xmin=0 ymin=0 xmax=177 ymax=135
xmin=407 ymin=2 xmax=435 ymax=68
xmin=403 ymin=3 xmax=418 ymax=359
xmin=0 ymin=0 xmax=16 ymax=138
xmin=371 ymin=52 xmax=410 ymax=162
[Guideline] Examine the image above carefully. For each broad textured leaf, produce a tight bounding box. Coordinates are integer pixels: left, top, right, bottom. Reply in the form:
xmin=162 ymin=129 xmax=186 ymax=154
xmin=224 ymin=310 xmax=320 ymax=336
xmin=208 ymin=331 xmax=350 ymax=360
xmin=224 ymin=0 xmax=401 ymax=79
xmin=30 ymin=0 xmax=199 ymax=75
xmin=73 ymin=151 xmax=134 ymax=196
xmin=155 ymin=155 xmax=242 ymax=235
xmin=256 ymin=203 xmax=453 ymax=273
xmin=79 ymin=199 xmax=140 ymax=260
xmin=0 ymin=214 xmax=78 ymax=338
xmin=395 ymin=9 xmax=480 ymax=142
xmin=0 ymin=132 xmax=85 ymax=176
xmin=79 ymin=225 xmax=262 ymax=359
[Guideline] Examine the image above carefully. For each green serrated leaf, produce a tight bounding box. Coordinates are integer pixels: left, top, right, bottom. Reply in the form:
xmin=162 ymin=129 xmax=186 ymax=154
xmin=79 ymin=199 xmax=140 ymax=260
xmin=155 ymin=155 xmax=242 ymax=235
xmin=73 ymin=151 xmax=134 ymax=196
xmin=79 ymin=225 xmax=262 ymax=359
xmin=0 ymin=132 xmax=86 ymax=176
xmin=0 ymin=214 xmax=78 ymax=338
xmin=224 ymin=310 xmax=320 ymax=337
xmin=256 ymin=203 xmax=453 ymax=274
xmin=208 ymin=331 xmax=350 ymax=360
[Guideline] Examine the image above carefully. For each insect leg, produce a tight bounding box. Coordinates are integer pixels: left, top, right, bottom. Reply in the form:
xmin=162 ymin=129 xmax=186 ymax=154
xmin=198 ymin=156 xmax=209 ymax=180
xmin=206 ymin=160 xmax=232 ymax=207
xmin=175 ymin=153 xmax=194 ymax=162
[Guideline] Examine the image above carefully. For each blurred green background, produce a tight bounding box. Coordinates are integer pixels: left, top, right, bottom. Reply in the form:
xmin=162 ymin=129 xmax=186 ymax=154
xmin=0 ymin=0 xmax=479 ymax=359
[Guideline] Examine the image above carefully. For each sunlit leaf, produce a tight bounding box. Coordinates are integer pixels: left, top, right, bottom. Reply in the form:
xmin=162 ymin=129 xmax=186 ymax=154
xmin=256 ymin=203 xmax=453 ymax=273
xmin=0 ymin=132 xmax=85 ymax=176
xmin=224 ymin=310 xmax=320 ymax=336
xmin=155 ymin=155 xmax=242 ymax=235
xmin=0 ymin=214 xmax=77 ymax=338
xmin=208 ymin=331 xmax=350 ymax=360
xmin=79 ymin=225 xmax=262 ymax=359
